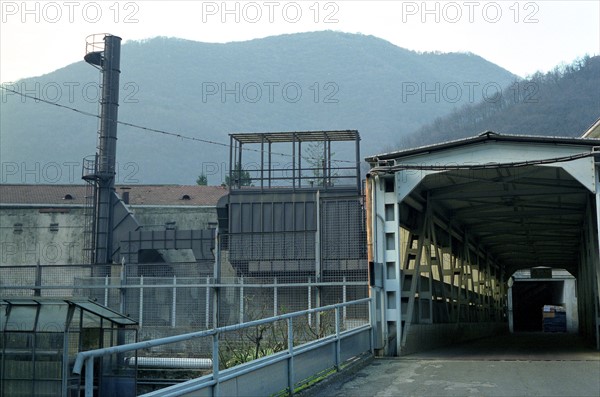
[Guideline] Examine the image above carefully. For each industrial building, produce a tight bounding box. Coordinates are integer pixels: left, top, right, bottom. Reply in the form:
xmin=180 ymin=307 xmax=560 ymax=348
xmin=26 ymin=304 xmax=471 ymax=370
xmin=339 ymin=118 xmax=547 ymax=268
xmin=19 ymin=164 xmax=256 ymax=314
xmin=0 ymin=184 xmax=226 ymax=266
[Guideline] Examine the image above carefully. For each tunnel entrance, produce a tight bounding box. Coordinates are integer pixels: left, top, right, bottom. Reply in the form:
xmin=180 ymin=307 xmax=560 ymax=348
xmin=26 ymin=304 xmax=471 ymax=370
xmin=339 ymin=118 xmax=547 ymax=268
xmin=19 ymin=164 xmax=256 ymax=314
xmin=510 ymin=269 xmax=579 ymax=333
xmin=512 ymin=280 xmax=565 ymax=332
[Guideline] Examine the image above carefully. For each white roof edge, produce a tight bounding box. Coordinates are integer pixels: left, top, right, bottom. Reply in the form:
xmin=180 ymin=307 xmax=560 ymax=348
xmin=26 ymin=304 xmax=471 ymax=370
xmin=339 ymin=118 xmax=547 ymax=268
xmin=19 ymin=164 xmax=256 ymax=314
xmin=582 ymin=117 xmax=600 ymax=138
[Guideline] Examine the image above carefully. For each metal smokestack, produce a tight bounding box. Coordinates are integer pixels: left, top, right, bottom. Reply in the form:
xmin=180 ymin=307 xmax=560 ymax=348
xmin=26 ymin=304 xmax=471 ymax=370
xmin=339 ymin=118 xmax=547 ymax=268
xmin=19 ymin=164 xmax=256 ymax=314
xmin=84 ymin=34 xmax=122 ymax=265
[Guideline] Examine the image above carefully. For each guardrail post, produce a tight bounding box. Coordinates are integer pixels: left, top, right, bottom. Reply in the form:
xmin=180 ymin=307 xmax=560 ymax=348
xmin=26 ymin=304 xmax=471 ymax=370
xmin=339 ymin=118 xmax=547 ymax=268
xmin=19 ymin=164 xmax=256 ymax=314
xmin=308 ymin=277 xmax=312 ymax=326
xmin=213 ymin=333 xmax=220 ymax=396
xmin=33 ymin=260 xmax=42 ymax=296
xmin=343 ymin=276 xmax=347 ymax=327
xmin=287 ymin=317 xmax=295 ymax=395
xmin=104 ymin=275 xmax=109 ymax=306
xmin=171 ymin=276 xmax=177 ymax=328
xmin=85 ymin=357 xmax=94 ymax=397
xmin=274 ymin=277 xmax=278 ymax=317
xmin=335 ymin=306 xmax=341 ymax=371
xmin=119 ymin=259 xmax=126 ymax=314
xmin=139 ymin=275 xmax=144 ymax=326
xmin=239 ymin=276 xmax=244 ymax=323
xmin=205 ymin=277 xmax=210 ymax=328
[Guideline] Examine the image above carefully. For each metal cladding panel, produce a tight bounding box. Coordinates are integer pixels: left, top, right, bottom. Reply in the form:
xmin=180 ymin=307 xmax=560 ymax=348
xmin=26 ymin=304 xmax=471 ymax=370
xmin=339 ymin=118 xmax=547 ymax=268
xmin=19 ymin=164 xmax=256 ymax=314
xmin=229 ymin=194 xmax=318 ymax=234
xmin=231 ymin=203 xmax=241 ymax=233
xmin=293 ymin=343 xmax=336 ymax=383
xmin=241 ymin=203 xmax=252 ymax=233
xmin=218 ymin=359 xmax=288 ymax=397
xmin=285 ymin=202 xmax=294 ymax=231
xmin=273 ymin=203 xmax=284 ymax=232
xmin=263 ymin=204 xmax=273 ymax=232
xmin=179 ymin=387 xmax=212 ymax=397
xmin=305 ymin=201 xmax=317 ymax=230
xmin=252 ymin=203 xmax=261 ymax=232
xmin=340 ymin=329 xmax=371 ymax=362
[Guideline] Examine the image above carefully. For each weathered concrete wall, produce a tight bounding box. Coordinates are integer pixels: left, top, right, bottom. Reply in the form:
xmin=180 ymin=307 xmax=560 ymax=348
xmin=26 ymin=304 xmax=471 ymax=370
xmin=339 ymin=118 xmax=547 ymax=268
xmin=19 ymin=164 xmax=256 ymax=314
xmin=0 ymin=206 xmax=86 ymax=266
xmin=0 ymin=205 xmax=218 ymax=266
xmin=131 ymin=206 xmax=217 ymax=231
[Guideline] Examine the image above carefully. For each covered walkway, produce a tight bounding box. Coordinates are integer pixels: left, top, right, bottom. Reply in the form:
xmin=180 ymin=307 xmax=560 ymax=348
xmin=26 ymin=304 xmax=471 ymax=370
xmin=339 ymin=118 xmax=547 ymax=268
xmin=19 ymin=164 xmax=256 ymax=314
xmin=365 ymin=132 xmax=600 ymax=355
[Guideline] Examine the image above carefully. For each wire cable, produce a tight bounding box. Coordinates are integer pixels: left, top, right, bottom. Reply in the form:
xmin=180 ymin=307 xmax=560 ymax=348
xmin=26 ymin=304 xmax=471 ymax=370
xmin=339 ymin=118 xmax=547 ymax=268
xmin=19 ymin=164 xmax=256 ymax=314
xmin=369 ymin=151 xmax=597 ymax=174
xmin=0 ymin=85 xmax=359 ymax=165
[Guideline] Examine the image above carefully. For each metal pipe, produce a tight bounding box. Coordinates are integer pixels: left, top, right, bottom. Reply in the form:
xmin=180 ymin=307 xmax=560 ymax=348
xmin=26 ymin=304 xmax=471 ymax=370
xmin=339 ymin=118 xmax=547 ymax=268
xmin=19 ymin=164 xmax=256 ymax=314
xmin=292 ymin=133 xmax=296 ymax=190
xmin=126 ymin=357 xmax=212 ymax=369
xmin=365 ymin=175 xmax=374 ymax=267
xmin=595 ymin=163 xmax=600 ymax=349
xmin=355 ymin=135 xmax=361 ymax=191
xmin=212 ymin=333 xmax=220 ymax=395
xmin=261 ymin=135 xmax=265 ymax=190
xmin=85 ymin=357 xmax=94 ymax=397
xmin=229 ymin=136 xmax=233 ymax=188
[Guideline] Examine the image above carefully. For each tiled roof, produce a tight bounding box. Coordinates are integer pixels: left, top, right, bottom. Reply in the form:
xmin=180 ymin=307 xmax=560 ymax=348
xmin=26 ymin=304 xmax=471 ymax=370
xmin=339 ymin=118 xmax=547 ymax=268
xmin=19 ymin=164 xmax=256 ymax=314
xmin=0 ymin=184 xmax=228 ymax=206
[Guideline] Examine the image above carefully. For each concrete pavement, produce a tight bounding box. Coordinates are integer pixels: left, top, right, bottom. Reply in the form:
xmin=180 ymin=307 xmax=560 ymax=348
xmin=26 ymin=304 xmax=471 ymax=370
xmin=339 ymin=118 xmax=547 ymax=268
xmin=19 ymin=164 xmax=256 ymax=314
xmin=305 ymin=333 xmax=600 ymax=397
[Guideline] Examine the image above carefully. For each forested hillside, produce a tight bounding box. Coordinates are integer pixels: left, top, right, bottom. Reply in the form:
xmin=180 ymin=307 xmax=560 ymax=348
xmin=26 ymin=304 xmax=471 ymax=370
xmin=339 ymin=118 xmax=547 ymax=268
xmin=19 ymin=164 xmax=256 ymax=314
xmin=1 ymin=31 xmax=517 ymax=184
xmin=400 ymin=56 xmax=600 ymax=149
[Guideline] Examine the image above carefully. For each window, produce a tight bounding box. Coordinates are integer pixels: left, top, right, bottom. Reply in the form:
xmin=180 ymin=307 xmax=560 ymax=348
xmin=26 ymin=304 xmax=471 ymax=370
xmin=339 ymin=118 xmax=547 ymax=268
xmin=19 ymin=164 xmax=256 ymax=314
xmin=49 ymin=223 xmax=59 ymax=232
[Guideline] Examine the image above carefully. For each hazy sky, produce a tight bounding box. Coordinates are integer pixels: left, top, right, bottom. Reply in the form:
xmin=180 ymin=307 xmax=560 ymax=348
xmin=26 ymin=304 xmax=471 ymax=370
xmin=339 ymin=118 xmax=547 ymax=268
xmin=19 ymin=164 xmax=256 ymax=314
xmin=1 ymin=0 xmax=599 ymax=83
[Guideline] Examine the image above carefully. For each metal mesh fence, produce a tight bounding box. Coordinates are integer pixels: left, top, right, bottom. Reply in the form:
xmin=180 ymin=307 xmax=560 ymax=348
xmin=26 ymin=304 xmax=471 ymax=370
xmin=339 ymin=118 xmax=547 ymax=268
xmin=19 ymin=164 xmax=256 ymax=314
xmin=0 ymin=264 xmax=367 ymax=333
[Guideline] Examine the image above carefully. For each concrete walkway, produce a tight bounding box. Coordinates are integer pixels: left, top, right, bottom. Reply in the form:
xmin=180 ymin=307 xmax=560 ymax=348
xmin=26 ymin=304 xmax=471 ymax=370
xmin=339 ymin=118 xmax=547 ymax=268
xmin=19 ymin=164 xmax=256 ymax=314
xmin=306 ymin=333 xmax=600 ymax=397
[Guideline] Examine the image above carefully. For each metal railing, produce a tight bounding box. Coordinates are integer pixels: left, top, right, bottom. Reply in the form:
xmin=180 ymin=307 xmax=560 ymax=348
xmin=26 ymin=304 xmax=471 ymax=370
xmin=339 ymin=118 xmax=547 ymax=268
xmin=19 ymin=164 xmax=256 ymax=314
xmin=73 ymin=297 xmax=373 ymax=397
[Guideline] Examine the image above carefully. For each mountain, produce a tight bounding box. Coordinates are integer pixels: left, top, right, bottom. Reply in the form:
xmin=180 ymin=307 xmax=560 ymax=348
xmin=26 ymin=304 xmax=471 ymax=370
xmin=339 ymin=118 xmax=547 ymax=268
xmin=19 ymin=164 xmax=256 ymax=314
xmin=399 ymin=55 xmax=600 ymax=149
xmin=1 ymin=31 xmax=517 ymax=184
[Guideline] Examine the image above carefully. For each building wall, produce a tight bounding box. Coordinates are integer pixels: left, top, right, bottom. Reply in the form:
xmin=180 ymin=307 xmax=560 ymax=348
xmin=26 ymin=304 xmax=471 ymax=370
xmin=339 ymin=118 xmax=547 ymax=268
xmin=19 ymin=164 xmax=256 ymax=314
xmin=131 ymin=206 xmax=217 ymax=231
xmin=0 ymin=205 xmax=218 ymax=266
xmin=1 ymin=206 xmax=87 ymax=266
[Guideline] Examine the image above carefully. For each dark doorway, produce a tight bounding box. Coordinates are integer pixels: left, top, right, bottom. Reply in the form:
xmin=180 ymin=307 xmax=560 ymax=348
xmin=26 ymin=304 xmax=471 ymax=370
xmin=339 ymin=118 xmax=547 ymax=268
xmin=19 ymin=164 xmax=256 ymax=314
xmin=512 ymin=280 xmax=564 ymax=331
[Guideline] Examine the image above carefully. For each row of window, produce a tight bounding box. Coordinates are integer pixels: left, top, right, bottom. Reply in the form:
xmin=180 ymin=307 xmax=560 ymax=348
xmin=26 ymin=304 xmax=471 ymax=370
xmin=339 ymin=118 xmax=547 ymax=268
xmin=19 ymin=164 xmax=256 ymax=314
xmin=13 ymin=221 xmax=182 ymax=233
xmin=13 ymin=223 xmax=59 ymax=233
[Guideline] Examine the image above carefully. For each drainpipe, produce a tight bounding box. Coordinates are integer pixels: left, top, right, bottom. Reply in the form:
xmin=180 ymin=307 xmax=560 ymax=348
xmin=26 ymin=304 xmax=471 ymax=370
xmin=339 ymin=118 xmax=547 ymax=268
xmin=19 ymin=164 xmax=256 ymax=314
xmin=365 ymin=175 xmax=374 ymax=288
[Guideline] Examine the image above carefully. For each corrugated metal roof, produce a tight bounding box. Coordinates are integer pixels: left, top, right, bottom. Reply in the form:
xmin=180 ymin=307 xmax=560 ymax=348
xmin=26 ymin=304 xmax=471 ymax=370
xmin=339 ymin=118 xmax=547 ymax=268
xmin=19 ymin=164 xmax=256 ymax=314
xmin=366 ymin=131 xmax=600 ymax=162
xmin=0 ymin=184 xmax=228 ymax=206
xmin=0 ymin=297 xmax=137 ymax=326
